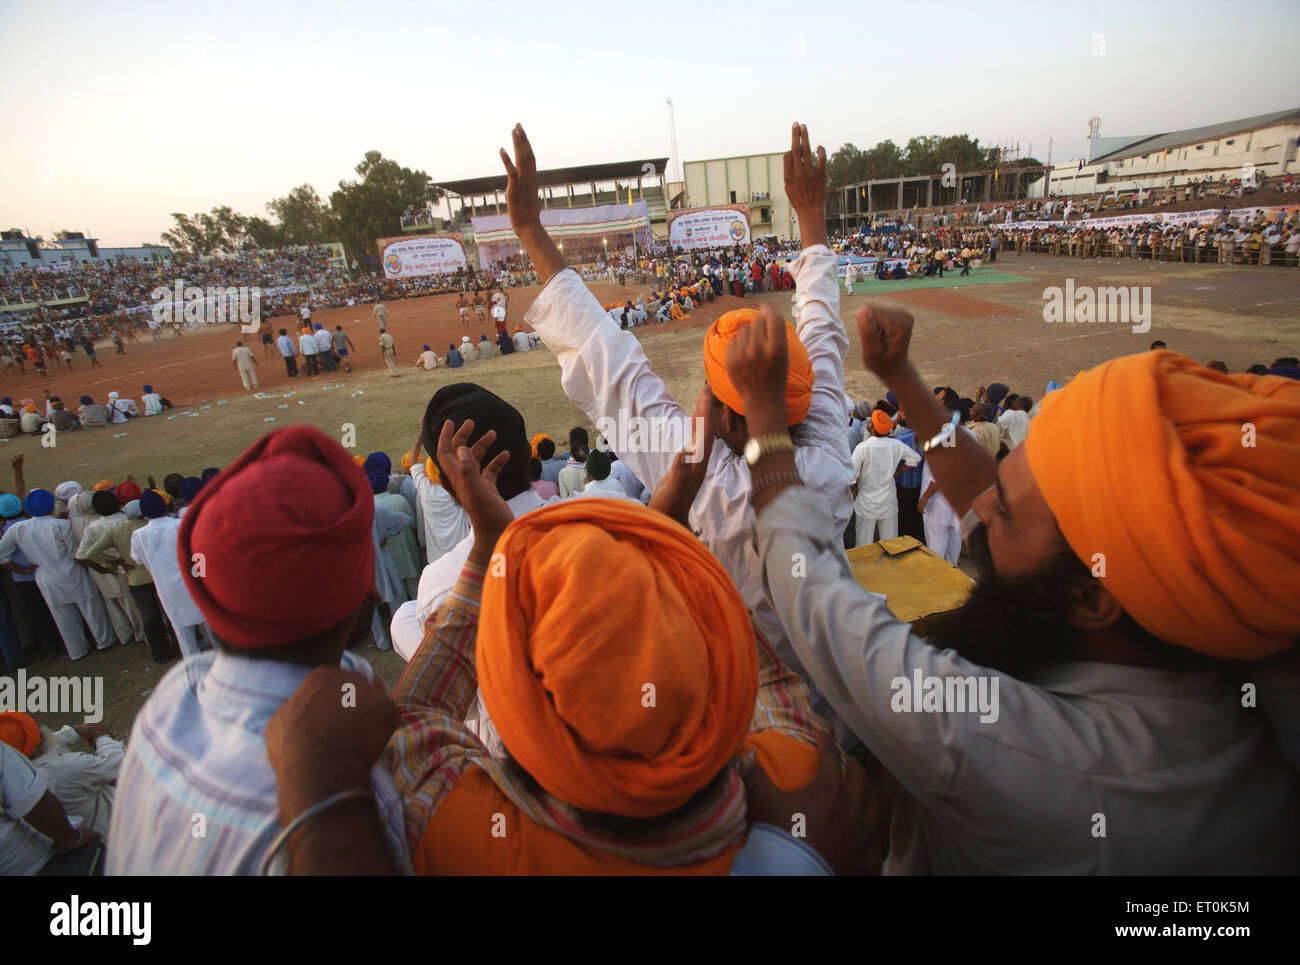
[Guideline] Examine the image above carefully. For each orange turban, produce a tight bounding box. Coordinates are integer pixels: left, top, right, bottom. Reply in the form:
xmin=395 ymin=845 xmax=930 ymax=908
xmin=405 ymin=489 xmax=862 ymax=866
xmin=478 ymin=499 xmax=757 ymax=818
xmin=93 ymin=479 xmax=114 ymax=492
xmin=702 ymin=309 xmax=813 ymax=426
xmin=870 ymin=409 xmax=893 ymax=435
xmin=22 ymin=404 xmax=36 ymax=414
xmin=1025 ymin=351 xmax=1300 ymax=660
xmin=530 ymin=433 xmax=552 ymax=459
xmin=424 ymin=457 xmax=440 ymax=484
xmin=353 ymin=454 xmax=365 ymax=467
xmin=400 ymin=451 xmax=415 ymax=472
xmin=0 ymin=712 xmax=38 ymax=756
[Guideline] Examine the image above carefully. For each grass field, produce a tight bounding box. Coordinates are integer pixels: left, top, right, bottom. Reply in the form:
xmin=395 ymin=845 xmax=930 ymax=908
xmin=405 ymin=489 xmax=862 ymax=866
xmin=4 ymin=250 xmax=1298 ymax=738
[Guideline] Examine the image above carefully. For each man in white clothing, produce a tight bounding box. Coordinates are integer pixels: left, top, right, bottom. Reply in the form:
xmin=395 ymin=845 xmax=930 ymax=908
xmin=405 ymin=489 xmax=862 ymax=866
xmin=997 ymin=395 xmax=1032 ymax=450
xmin=500 ymin=121 xmax=853 ymax=675
xmin=577 ymin=450 xmax=640 ymax=502
xmin=0 ymin=489 xmax=116 ymax=659
xmin=556 ymin=427 xmax=590 ymax=499
xmin=511 ymin=326 xmax=532 ymax=352
xmin=406 ymin=453 xmax=468 ymax=566
xmin=106 ymin=391 xmax=137 ymax=423
xmin=850 ymin=409 xmax=921 ymax=544
xmin=232 ymin=341 xmax=259 ymax=390
xmin=389 ymin=385 xmax=539 ymax=661
xmin=27 ymin=718 xmax=123 ymax=838
xmin=129 ymin=491 xmax=210 ymax=657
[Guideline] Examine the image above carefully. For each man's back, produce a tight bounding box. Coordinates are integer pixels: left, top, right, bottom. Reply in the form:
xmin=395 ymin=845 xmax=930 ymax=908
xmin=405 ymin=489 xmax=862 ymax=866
xmin=108 ymin=650 xmax=409 ymax=874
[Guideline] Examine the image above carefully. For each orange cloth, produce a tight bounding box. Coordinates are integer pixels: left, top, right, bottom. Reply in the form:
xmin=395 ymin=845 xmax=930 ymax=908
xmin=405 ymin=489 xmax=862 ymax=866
xmin=22 ymin=404 xmax=36 ymax=414
xmin=424 ymin=457 xmax=439 ymax=483
xmin=92 ymin=479 xmax=114 ymax=492
xmin=401 ymin=452 xmax=415 ymax=473
xmin=1025 ymin=351 xmax=1300 ymax=659
xmin=0 ymin=712 xmax=38 ymax=756
xmin=151 ymin=488 xmax=171 ymax=506
xmin=353 ymin=454 xmax=365 ymax=467
xmin=477 ymin=499 xmax=758 ymax=818
xmin=870 ymin=409 xmax=893 ymax=435
xmin=702 ymin=309 xmax=814 ymax=426
xmin=530 ymin=433 xmax=552 ymax=459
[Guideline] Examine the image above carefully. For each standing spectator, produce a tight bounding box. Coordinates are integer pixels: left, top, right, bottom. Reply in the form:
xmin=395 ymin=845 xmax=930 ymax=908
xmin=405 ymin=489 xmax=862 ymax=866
xmin=275 ymin=328 xmax=298 ymax=377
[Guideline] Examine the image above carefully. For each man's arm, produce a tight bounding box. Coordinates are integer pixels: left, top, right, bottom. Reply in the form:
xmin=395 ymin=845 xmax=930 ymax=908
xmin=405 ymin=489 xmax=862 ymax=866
xmin=11 ymin=454 xmax=26 ymax=500
xmin=265 ymin=667 xmax=399 ymax=875
xmin=503 ymin=125 xmax=690 ymax=489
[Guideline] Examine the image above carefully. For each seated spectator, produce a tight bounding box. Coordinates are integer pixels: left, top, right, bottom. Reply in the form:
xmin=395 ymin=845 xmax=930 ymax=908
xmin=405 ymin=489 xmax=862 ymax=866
xmin=18 ymin=716 xmax=123 ymax=838
xmin=78 ymin=396 xmax=110 ymax=428
xmin=528 ymin=457 xmax=558 ymax=500
xmin=445 ymin=343 xmax=464 ymax=368
xmin=19 ymin=405 xmax=42 ymax=435
xmin=141 ymin=385 xmax=171 ymax=415
xmin=415 ymin=345 xmax=440 ymax=370
xmin=0 ymin=738 xmax=98 ymax=876
xmin=476 ymin=334 xmax=496 ymax=360
xmin=47 ymin=399 xmax=79 ymax=433
xmin=106 ymin=392 xmax=138 ymax=423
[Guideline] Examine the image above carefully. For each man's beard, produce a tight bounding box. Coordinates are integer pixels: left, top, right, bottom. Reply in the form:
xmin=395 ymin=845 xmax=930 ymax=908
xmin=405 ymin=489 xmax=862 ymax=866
xmin=928 ymin=522 xmax=1092 ymax=680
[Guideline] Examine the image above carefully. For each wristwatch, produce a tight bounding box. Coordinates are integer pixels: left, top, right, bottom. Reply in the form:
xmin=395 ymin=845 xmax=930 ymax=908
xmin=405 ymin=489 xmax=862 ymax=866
xmin=743 ymin=433 xmax=794 ymax=466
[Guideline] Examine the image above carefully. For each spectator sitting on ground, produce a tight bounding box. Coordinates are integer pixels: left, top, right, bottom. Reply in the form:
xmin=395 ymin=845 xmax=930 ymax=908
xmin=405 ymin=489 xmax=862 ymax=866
xmin=141 ymin=385 xmax=171 ymax=416
xmin=78 ymin=396 xmax=110 ymax=428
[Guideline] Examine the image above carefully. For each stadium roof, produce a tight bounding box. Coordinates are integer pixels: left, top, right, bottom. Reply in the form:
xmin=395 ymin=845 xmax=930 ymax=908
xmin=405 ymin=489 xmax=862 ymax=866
xmin=1090 ymin=107 xmax=1300 ymax=163
xmin=436 ymin=158 xmax=668 ymax=196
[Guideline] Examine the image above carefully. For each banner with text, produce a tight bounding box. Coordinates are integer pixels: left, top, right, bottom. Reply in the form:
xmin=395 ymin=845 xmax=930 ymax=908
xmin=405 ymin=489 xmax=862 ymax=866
xmin=376 ymin=234 xmax=468 ymax=278
xmin=667 ymin=204 xmax=751 ymax=250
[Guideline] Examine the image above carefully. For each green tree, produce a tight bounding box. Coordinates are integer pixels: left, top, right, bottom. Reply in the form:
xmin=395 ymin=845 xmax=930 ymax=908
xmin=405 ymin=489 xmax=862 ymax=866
xmin=862 ymin=140 xmax=903 ymax=180
xmin=266 ymin=184 xmax=331 ymax=246
xmin=827 ymin=143 xmax=867 ymax=188
xmin=328 ymin=151 xmax=442 ymax=263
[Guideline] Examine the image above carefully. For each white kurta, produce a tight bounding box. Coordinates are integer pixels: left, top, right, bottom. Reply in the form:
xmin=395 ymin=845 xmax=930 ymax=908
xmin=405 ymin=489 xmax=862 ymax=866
xmin=523 ymin=250 xmax=854 ymax=671
xmin=374 ymin=493 xmax=420 ymax=587
xmin=851 ymin=436 xmax=920 ymax=519
xmin=0 ymin=516 xmax=99 ymax=605
xmin=997 ymin=409 xmax=1030 ymax=450
xmin=409 ymin=461 xmax=469 ymax=565
xmin=35 ymin=728 xmax=124 ymax=838
xmin=391 ymin=489 xmax=550 ymax=661
xmin=130 ymin=517 xmax=205 ymax=629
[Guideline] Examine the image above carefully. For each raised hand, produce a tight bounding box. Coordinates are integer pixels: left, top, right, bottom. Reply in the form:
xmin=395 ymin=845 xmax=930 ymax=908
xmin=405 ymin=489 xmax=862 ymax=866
xmin=724 ymin=303 xmax=790 ymax=423
xmin=500 ymin=124 xmax=543 ymax=237
xmin=784 ymin=123 xmax=828 ymax=248
xmin=856 ymin=305 xmax=915 ymax=381
xmin=435 ymin=418 xmax=514 ymax=553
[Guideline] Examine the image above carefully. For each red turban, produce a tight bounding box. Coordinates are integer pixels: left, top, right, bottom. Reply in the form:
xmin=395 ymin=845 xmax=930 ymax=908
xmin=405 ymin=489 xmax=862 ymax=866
xmin=178 ymin=424 xmax=375 ymax=648
xmin=115 ymin=480 xmax=142 ymax=503
xmin=477 ymin=499 xmax=758 ymax=818
xmin=1025 ymin=351 xmax=1300 ymax=660
xmin=702 ymin=309 xmax=813 ymax=426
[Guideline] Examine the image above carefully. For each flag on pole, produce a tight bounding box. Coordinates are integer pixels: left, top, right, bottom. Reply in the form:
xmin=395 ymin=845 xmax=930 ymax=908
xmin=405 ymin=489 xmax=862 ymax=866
xmin=628 ymin=184 xmax=633 ymax=211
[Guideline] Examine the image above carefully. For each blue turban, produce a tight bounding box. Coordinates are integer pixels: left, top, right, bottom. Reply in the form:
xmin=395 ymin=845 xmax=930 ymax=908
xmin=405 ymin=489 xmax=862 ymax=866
xmin=201 ymin=467 xmax=220 ymax=482
xmin=885 ymin=391 xmax=897 ymax=407
xmin=986 ymin=383 xmax=1010 ymax=405
xmin=367 ymin=469 xmax=389 ymax=495
xmin=179 ymin=477 xmax=202 ymax=502
xmin=143 ymin=384 xmax=153 ymax=394
xmin=139 ymin=490 xmax=167 ymax=518
xmin=314 ymin=323 xmax=323 ymax=330
xmin=80 ymin=395 xmax=93 ymax=405
xmin=1044 ymin=381 xmax=1062 ymax=396
xmin=0 ymin=493 xmax=22 ymax=518
xmin=423 ymin=344 xmax=431 ymax=351
xmin=449 ymin=344 xmax=456 ymax=351
xmin=0 ymin=397 xmax=10 ymax=406
xmin=23 ymin=489 xmax=54 ymax=517
xmin=480 ymin=334 xmax=488 ymax=341
xmin=363 ymin=452 xmax=391 ymax=475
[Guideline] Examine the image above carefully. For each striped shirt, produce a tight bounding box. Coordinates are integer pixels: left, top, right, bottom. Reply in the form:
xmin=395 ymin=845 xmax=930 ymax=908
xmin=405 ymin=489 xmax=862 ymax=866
xmin=108 ymin=649 xmax=411 ymax=875
xmin=385 ymin=563 xmax=825 ymax=871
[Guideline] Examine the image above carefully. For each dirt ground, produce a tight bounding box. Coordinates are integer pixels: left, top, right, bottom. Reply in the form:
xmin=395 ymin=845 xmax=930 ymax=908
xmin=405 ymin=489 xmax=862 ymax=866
xmin=4 ymin=252 xmax=1297 ymax=738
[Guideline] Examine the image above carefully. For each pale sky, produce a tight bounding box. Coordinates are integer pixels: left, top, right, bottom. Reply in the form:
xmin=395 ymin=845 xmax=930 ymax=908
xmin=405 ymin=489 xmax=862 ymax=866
xmin=3 ymin=0 xmax=1298 ymax=247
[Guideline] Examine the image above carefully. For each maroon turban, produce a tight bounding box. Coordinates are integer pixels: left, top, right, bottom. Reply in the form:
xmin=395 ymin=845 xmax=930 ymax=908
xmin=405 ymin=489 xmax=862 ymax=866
xmin=177 ymin=424 xmax=375 ymax=648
